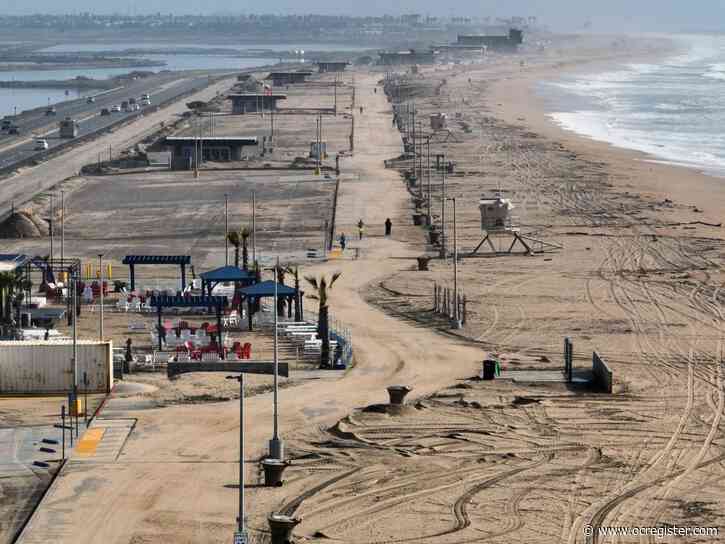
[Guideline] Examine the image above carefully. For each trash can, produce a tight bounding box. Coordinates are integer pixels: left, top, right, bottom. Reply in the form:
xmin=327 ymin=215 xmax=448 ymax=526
xmin=482 ymin=359 xmax=497 ymax=380
xmin=416 ymin=256 xmax=430 ymax=271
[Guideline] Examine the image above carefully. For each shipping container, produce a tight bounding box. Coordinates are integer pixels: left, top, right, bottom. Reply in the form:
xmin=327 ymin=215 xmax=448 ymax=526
xmin=0 ymin=340 xmax=113 ymax=395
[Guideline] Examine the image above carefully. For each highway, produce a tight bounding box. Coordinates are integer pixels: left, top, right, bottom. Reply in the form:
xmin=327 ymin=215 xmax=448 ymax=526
xmin=0 ymin=73 xmax=219 ymax=171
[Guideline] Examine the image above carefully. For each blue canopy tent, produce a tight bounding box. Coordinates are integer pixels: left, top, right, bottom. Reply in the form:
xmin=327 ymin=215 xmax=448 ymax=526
xmin=199 ymin=266 xmax=256 ymax=296
xmin=238 ymin=280 xmax=303 ymax=331
xmin=122 ymin=255 xmax=191 ymax=292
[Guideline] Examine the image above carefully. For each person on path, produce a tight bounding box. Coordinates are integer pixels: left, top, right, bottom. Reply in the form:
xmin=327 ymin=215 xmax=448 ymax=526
xmin=385 ymin=218 xmax=392 ymax=237
xmin=339 ymin=233 xmax=347 ymax=251
xmin=357 ymin=219 xmax=365 ymax=240
xmin=359 ymin=106 xmax=363 ymax=114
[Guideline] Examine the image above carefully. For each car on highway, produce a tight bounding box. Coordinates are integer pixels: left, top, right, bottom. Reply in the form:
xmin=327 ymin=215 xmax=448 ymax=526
xmin=128 ymin=97 xmax=136 ymax=105
xmin=45 ymin=106 xmax=56 ymax=116
xmin=141 ymin=93 xmax=150 ymax=101
xmin=141 ymin=98 xmax=151 ymax=106
xmin=86 ymin=96 xmax=96 ymax=104
xmin=34 ymin=139 xmax=48 ymax=151
xmin=121 ymin=101 xmax=131 ymax=112
xmin=100 ymin=108 xmax=111 ymax=116
xmin=7 ymin=125 xmax=19 ymax=135
xmin=1 ymin=119 xmax=13 ymax=131
xmin=111 ymin=105 xmax=121 ymax=113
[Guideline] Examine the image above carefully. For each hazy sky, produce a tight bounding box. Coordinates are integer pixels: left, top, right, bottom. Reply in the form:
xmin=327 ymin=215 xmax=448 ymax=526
xmin=3 ymin=0 xmax=725 ymax=33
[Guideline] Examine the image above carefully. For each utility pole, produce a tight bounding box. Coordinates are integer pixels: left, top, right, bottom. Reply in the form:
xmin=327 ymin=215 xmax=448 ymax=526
xmin=251 ymin=192 xmax=256 ymax=263
xmin=60 ymin=191 xmax=65 ymax=265
xmin=448 ymin=198 xmax=461 ymax=328
xmin=72 ymin=271 xmax=78 ymax=420
xmin=426 ymin=139 xmax=432 ymax=223
xmin=440 ymin=153 xmax=447 ymax=259
xmin=269 ymin=256 xmax=284 ymax=460
xmin=49 ymin=194 xmax=54 ymax=266
xmin=224 ymin=194 xmax=229 ymax=266
xmin=98 ymin=254 xmax=104 ymax=340
xmin=226 ymin=373 xmax=247 ymax=544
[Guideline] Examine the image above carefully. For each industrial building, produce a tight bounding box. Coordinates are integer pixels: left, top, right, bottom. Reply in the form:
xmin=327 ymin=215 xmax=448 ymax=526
xmin=454 ymin=29 xmax=523 ymax=51
xmin=265 ymin=71 xmax=313 ymax=86
xmin=162 ymin=136 xmax=258 ymax=169
xmin=0 ymin=340 xmax=113 ymax=394
xmin=316 ymin=61 xmax=350 ymax=73
xmin=378 ymin=49 xmax=437 ymax=66
xmin=227 ymin=93 xmax=287 ymax=114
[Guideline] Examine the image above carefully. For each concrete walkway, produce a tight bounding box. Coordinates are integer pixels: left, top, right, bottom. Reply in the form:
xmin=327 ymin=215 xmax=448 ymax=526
xmin=16 ymin=72 xmax=483 ymax=543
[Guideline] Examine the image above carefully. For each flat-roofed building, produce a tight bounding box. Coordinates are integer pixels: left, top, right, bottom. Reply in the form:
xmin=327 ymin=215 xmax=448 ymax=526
xmin=227 ymin=93 xmax=287 ymax=114
xmin=162 ymin=136 xmax=258 ymax=169
xmin=316 ymin=61 xmax=350 ymax=73
xmin=378 ymin=49 xmax=437 ymax=66
xmin=265 ymin=71 xmax=313 ymax=86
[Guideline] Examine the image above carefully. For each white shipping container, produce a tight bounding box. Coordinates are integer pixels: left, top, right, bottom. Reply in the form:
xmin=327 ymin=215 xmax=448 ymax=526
xmin=0 ymin=340 xmax=113 ymax=395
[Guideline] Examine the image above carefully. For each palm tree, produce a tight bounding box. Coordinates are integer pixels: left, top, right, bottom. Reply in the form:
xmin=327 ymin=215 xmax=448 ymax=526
xmin=226 ymin=230 xmax=241 ymax=268
xmin=275 ymin=264 xmax=287 ymax=316
xmin=240 ymin=227 xmax=252 ymax=270
xmin=305 ymin=272 xmax=341 ymax=368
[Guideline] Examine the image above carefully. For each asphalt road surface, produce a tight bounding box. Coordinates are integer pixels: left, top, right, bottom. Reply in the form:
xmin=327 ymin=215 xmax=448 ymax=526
xmin=0 ymin=73 xmax=218 ymax=171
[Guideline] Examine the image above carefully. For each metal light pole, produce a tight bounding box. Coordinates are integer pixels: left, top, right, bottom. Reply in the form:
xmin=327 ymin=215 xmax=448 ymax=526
xmin=98 ymin=254 xmax=104 ymax=341
xmin=426 ymin=139 xmax=432 ymax=223
xmin=60 ymin=191 xmax=65 ymax=265
xmin=440 ymin=153 xmax=447 ymax=259
xmin=49 ymin=194 xmax=54 ymax=266
xmin=251 ymin=191 xmax=256 ymax=263
xmin=226 ymin=373 xmax=247 ymax=543
xmin=447 ymin=198 xmax=461 ymax=329
xmin=224 ymin=194 xmax=229 ymax=266
xmin=72 ymin=271 xmax=78 ymax=421
xmin=269 ymin=256 xmax=284 ymax=460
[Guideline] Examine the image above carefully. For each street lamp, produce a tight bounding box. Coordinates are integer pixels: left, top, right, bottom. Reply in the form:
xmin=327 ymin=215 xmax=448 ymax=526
xmin=438 ymin=153 xmax=447 ymax=259
xmin=225 ymin=194 xmax=229 ymax=266
xmin=446 ymin=197 xmax=461 ymax=329
xmin=226 ymin=373 xmax=247 ymax=544
xmin=98 ymin=254 xmax=104 ymax=340
xmin=267 ymin=258 xmax=284 ymax=461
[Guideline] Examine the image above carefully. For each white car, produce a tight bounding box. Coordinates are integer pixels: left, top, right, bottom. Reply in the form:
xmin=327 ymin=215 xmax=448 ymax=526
xmin=34 ymin=139 xmax=48 ymax=151
xmin=111 ymin=105 xmax=121 ymax=113
xmin=140 ymin=98 xmax=151 ymax=106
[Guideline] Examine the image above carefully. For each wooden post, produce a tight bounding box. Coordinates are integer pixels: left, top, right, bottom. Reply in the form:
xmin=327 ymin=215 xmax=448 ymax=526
xmin=462 ymin=295 xmax=467 ymax=325
xmin=434 ymin=283 xmax=438 ymax=312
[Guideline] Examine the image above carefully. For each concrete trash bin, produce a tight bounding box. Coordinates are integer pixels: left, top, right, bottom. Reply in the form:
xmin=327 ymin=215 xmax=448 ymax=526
xmin=262 ymin=459 xmax=289 ymax=487
xmin=416 ymin=256 xmax=430 ymax=271
xmin=387 ymin=385 xmax=412 ymax=405
xmin=268 ymin=513 xmax=301 ymax=544
xmin=482 ymin=359 xmax=496 ymax=380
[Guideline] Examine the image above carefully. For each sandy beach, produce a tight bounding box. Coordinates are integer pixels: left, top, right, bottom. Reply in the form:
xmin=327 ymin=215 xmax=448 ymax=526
xmin=6 ymin=33 xmax=725 ymax=543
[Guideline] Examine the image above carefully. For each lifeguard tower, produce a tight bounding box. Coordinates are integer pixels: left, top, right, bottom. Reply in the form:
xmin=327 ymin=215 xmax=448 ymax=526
xmin=469 ymin=192 xmax=559 ymax=256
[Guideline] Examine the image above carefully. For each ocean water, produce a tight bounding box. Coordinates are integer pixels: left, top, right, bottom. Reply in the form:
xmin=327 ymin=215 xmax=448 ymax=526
xmin=539 ymin=34 xmax=725 ymax=177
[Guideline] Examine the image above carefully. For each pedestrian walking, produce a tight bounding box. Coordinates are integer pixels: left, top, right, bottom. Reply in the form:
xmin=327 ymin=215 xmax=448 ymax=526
xmin=357 ymin=219 xmax=365 ymax=240
xmin=359 ymin=106 xmax=363 ymax=114
xmin=339 ymin=233 xmax=347 ymax=251
xmin=385 ymin=217 xmax=392 ymax=237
